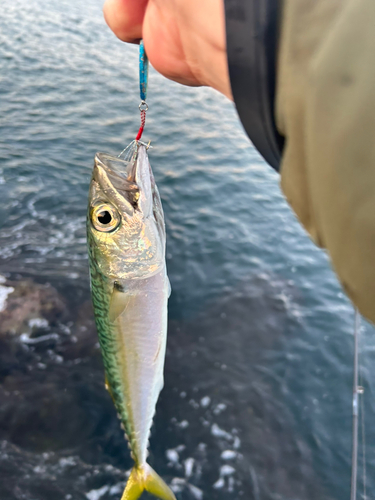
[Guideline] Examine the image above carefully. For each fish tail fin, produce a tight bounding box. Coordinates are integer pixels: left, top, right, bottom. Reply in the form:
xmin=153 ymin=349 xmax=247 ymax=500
xmin=121 ymin=464 xmax=176 ymax=500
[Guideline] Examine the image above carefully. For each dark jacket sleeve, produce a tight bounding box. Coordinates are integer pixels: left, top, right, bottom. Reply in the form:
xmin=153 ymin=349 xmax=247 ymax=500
xmin=224 ymin=0 xmax=284 ymax=171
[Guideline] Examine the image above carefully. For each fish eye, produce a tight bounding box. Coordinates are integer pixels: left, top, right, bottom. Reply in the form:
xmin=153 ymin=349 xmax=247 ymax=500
xmin=91 ymin=203 xmax=121 ymax=232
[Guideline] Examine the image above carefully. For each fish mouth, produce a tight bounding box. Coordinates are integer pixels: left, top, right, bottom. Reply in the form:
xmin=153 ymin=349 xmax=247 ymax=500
xmin=97 ymin=140 xmax=150 ymax=180
xmin=93 ymin=143 xmax=153 ymax=216
xmin=94 ymin=152 xmax=140 ymax=208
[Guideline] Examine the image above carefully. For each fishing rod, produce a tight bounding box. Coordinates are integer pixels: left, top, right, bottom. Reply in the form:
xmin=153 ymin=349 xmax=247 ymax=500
xmin=350 ymin=308 xmax=360 ymax=500
xmin=350 ymin=308 xmax=366 ymax=500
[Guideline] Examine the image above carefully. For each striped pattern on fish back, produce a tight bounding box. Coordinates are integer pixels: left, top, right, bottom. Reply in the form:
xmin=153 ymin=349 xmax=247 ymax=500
xmin=87 ymin=234 xmax=137 ymax=453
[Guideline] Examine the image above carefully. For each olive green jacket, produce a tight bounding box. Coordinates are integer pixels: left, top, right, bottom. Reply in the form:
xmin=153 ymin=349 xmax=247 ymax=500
xmin=277 ymin=0 xmax=375 ymax=322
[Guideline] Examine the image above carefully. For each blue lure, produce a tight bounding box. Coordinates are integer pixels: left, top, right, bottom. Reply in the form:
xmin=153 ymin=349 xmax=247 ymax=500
xmin=139 ymin=40 xmax=149 ymax=102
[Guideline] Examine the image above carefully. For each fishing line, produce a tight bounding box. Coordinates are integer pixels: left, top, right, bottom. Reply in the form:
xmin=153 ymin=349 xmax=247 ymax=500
xmin=136 ymin=40 xmax=149 ymax=141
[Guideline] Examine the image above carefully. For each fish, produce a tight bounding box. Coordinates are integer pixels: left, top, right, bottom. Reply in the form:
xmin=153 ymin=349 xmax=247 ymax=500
xmin=87 ymin=140 xmax=175 ymax=500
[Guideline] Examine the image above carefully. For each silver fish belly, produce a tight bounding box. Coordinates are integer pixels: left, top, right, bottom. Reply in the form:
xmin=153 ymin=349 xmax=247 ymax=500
xmin=111 ymin=270 xmax=169 ymax=465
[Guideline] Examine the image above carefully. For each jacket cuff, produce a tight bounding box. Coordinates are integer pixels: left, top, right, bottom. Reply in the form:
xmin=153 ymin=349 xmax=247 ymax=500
xmin=224 ymin=0 xmax=284 ymax=171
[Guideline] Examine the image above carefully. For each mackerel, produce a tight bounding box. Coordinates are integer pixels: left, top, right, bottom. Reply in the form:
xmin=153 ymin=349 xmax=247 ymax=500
xmin=87 ymin=141 xmax=175 ymax=500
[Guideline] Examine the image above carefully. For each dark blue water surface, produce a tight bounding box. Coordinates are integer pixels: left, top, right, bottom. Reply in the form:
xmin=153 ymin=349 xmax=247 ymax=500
xmin=1 ymin=1 xmax=375 ymax=499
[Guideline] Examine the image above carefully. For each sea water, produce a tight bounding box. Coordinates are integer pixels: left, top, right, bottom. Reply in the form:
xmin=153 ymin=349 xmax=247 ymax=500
xmin=0 ymin=1 xmax=374 ymax=499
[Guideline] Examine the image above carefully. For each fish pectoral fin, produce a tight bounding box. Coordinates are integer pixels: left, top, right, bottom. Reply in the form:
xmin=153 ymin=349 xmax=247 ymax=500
xmin=108 ymin=286 xmax=130 ymax=323
xmin=121 ymin=465 xmax=176 ymax=500
xmin=104 ymin=374 xmax=116 ymax=404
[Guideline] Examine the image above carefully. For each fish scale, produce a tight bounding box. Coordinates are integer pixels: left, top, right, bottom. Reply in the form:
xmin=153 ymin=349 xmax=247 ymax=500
xmin=87 ymin=254 xmax=135 ymax=448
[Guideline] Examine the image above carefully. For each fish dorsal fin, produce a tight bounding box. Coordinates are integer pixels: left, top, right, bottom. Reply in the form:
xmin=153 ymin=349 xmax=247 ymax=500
xmin=109 ymin=284 xmax=130 ymax=323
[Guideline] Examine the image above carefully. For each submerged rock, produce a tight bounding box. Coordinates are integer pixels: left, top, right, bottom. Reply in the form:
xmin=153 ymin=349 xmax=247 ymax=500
xmin=0 ymin=277 xmax=68 ymax=337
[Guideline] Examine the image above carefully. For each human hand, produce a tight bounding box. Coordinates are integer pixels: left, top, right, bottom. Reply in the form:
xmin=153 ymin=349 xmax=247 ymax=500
xmin=103 ymin=0 xmax=232 ymax=99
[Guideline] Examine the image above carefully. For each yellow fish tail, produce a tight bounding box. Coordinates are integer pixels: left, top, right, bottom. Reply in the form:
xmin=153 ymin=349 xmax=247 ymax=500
xmin=121 ymin=464 xmax=176 ymax=500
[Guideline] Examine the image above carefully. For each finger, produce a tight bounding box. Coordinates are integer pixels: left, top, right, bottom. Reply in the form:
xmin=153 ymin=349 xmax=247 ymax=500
xmin=103 ymin=0 xmax=149 ymax=43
